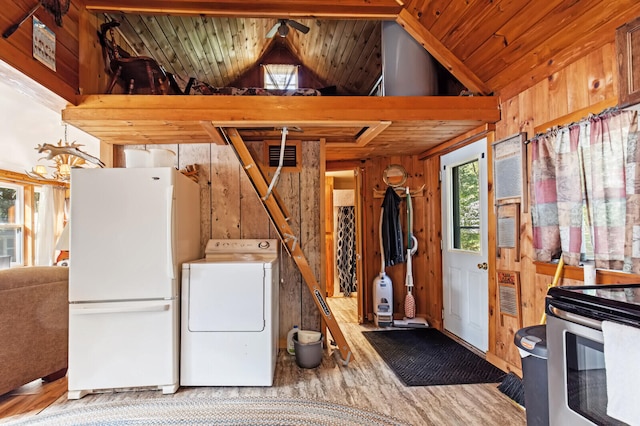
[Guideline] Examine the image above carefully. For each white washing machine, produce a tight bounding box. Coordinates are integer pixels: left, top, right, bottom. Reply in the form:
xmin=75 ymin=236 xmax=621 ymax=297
xmin=181 ymin=239 xmax=279 ymax=386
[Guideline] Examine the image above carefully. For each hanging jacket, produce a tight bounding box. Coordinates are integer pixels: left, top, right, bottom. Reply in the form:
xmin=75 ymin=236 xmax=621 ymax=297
xmin=381 ymin=186 xmax=405 ymax=266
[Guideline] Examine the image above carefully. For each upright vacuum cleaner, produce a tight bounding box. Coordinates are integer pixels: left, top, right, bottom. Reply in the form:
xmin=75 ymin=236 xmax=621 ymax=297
xmin=373 ymin=203 xmax=393 ymax=327
xmin=394 ymin=187 xmax=429 ymax=328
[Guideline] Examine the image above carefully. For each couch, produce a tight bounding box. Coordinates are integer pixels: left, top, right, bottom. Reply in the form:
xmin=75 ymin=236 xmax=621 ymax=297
xmin=0 ymin=266 xmax=69 ymax=396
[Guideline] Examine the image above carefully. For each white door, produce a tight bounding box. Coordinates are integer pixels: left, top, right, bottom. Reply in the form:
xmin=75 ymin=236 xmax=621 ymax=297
xmin=441 ymin=139 xmax=489 ymax=352
xmin=70 ymin=168 xmax=175 ymax=302
xmin=68 ymin=299 xmax=178 ymax=393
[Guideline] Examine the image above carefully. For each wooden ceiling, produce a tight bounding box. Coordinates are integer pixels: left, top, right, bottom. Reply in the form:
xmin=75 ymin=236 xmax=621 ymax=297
xmin=66 ymin=0 xmax=640 ymax=161
xmin=107 ymin=15 xmax=384 ymax=96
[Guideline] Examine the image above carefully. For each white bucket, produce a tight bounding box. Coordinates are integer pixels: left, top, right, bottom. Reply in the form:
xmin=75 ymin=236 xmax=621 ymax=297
xmin=149 ymin=149 xmax=176 ymax=167
xmin=124 ymin=148 xmax=151 ymax=168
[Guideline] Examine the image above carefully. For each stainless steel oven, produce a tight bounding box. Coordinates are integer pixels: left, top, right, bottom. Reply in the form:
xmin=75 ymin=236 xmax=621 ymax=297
xmin=546 ymin=284 xmax=640 ymax=426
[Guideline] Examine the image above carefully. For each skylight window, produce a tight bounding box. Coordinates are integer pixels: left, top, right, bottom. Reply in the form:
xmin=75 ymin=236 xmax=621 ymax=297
xmin=263 ymin=64 xmax=298 ymax=90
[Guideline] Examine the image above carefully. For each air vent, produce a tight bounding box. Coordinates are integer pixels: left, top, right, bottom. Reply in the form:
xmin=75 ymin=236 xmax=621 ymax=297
xmin=268 ymin=145 xmax=298 ymax=168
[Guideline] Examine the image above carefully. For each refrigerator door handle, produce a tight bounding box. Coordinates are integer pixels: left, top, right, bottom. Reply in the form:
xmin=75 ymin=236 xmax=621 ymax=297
xmin=70 ymin=302 xmax=171 ymax=315
xmin=166 ymin=185 xmax=175 ymax=280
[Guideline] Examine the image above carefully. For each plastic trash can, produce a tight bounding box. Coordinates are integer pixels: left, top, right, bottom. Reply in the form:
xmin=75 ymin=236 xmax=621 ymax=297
xmin=293 ymin=333 xmax=323 ymax=368
xmin=514 ymin=325 xmax=549 ymax=426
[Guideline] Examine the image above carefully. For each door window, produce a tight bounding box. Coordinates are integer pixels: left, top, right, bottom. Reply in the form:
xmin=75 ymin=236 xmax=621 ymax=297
xmin=451 ymin=159 xmax=480 ymax=252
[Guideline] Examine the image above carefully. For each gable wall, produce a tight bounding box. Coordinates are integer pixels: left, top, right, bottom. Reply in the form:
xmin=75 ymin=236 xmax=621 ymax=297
xmin=231 ymin=41 xmax=327 ymax=89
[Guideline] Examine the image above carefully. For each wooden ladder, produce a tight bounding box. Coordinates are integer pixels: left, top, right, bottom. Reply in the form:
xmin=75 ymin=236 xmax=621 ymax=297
xmin=223 ymin=127 xmax=353 ymax=365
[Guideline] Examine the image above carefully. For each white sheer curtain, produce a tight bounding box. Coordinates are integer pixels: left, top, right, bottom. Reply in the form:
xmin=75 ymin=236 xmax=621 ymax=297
xmin=35 ymin=185 xmax=66 ymax=265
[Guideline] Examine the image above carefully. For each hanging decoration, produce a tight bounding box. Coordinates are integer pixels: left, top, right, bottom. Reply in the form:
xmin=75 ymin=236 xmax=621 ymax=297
xmin=26 ymin=125 xmax=104 ymax=182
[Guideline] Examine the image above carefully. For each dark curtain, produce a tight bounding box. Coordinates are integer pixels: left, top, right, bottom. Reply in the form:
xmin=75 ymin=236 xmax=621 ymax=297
xmin=336 ymin=206 xmax=357 ymax=296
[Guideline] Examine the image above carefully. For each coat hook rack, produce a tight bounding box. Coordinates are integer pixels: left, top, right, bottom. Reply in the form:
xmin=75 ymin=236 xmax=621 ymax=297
xmin=373 ymin=184 xmax=425 ymax=199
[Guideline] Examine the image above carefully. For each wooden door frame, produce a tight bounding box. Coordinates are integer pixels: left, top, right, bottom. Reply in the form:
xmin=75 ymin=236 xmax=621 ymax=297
xmin=324 ymin=167 xmax=364 ymax=323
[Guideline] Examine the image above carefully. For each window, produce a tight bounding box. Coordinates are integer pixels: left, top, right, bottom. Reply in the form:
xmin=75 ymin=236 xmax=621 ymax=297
xmin=263 ymin=64 xmax=298 ymax=90
xmin=0 ymin=183 xmax=24 ymax=265
xmin=452 ymin=159 xmax=480 ymax=252
xmin=530 ymin=110 xmax=639 ymax=270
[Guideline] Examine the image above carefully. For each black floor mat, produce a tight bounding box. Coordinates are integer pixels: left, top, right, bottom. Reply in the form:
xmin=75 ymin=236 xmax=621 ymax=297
xmin=362 ymin=328 xmax=506 ymax=386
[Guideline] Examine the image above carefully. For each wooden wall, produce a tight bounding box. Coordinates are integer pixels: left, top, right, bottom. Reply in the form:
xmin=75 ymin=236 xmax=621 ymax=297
xmin=356 ymin=41 xmax=637 ymax=373
xmin=360 ymin=155 xmax=442 ymax=327
xmin=136 ymin=141 xmax=323 ymax=346
xmin=0 ymin=0 xmax=83 ymax=104
xmin=489 ymin=41 xmax=631 ymax=372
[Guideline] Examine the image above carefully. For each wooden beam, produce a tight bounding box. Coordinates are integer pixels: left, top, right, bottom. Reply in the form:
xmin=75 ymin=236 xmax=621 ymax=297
xmin=200 ymin=121 xmax=226 ymax=145
xmin=63 ymin=95 xmax=501 ymax=123
xmin=533 ymin=98 xmax=618 ymax=134
xmin=395 ymin=9 xmax=491 ymax=96
xmin=212 ymin=120 xmax=381 ymax=128
xmin=99 ymin=141 xmax=115 ymax=168
xmin=419 ymin=123 xmax=495 ymax=160
xmin=83 ymin=0 xmax=403 ymax=19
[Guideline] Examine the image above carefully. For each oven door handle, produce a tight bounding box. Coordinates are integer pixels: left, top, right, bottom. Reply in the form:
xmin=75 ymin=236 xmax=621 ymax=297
xmin=548 ymin=305 xmax=603 ymax=330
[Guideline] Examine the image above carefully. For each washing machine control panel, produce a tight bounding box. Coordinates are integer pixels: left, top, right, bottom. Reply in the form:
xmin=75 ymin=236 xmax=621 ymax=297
xmin=205 ymin=239 xmax=278 ymax=255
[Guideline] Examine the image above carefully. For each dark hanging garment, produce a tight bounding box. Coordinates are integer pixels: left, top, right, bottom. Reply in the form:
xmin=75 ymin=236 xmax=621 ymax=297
xmin=381 ymin=186 xmax=405 ymax=266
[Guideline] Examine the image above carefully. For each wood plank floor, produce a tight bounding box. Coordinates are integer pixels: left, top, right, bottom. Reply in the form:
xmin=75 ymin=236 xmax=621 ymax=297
xmin=0 ymin=296 xmax=526 ymax=425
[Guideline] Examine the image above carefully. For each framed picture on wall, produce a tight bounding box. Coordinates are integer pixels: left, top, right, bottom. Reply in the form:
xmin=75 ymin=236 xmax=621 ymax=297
xmin=492 ymin=132 xmax=527 ymax=211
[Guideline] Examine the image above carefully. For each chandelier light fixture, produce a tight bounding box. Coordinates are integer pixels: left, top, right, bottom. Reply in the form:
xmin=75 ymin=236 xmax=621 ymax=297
xmin=26 ymin=124 xmax=104 ymax=182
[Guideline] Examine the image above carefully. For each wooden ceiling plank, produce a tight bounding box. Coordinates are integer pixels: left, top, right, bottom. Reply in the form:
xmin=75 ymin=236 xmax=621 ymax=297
xmin=355 ymin=41 xmax=384 ymax=94
xmin=419 ymin=123 xmax=495 ymax=159
xmin=196 ymin=17 xmax=224 ymax=87
xmin=462 ymin=0 xmax=565 ymax=77
xmin=114 ymin=13 xmax=176 ymax=75
xmin=339 ymin=20 xmax=375 ymax=93
xmin=83 ymin=1 xmax=403 ymax=19
xmin=474 ymin=0 xmax=622 ymax=86
xmin=203 ymin=17 xmax=231 ymax=86
xmin=342 ymin=21 xmax=381 ymax=95
xmin=311 ymin=19 xmax=341 ymax=86
xmin=325 ymin=20 xmax=364 ymax=86
xmin=176 ymin=16 xmax=210 ymax=83
xmin=164 ymin=15 xmax=202 ymax=79
xmin=146 ymin=15 xmax=192 ymax=79
xmin=395 ymin=9 xmax=490 ymax=95
xmin=327 ymin=120 xmax=392 ymax=148
xmin=492 ymin=1 xmax=640 ymax=98
xmin=426 ymin=0 xmax=477 ymax=40
xmin=215 ymin=18 xmax=241 ymax=83
xmin=446 ymin=0 xmax=529 ymax=62
xmin=410 ymin=0 xmax=457 ymax=31
xmin=228 ymin=18 xmax=248 ymax=77
xmin=317 ymin=20 xmax=348 ymax=86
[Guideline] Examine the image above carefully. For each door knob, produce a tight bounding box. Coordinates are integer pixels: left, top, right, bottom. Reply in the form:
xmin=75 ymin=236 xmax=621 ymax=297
xmin=477 ymin=262 xmax=488 ymax=270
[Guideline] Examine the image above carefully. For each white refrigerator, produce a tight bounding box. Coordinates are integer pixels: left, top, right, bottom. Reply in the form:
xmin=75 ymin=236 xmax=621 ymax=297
xmin=67 ymin=167 xmax=200 ymax=400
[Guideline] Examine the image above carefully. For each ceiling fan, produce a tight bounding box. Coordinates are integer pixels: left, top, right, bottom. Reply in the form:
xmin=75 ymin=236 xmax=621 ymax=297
xmin=266 ymin=19 xmax=310 ymax=38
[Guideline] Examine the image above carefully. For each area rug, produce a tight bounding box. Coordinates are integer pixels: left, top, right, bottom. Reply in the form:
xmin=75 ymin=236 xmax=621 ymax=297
xmin=4 ymin=396 xmax=410 ymax=426
xmin=363 ymin=328 xmax=506 ymax=386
